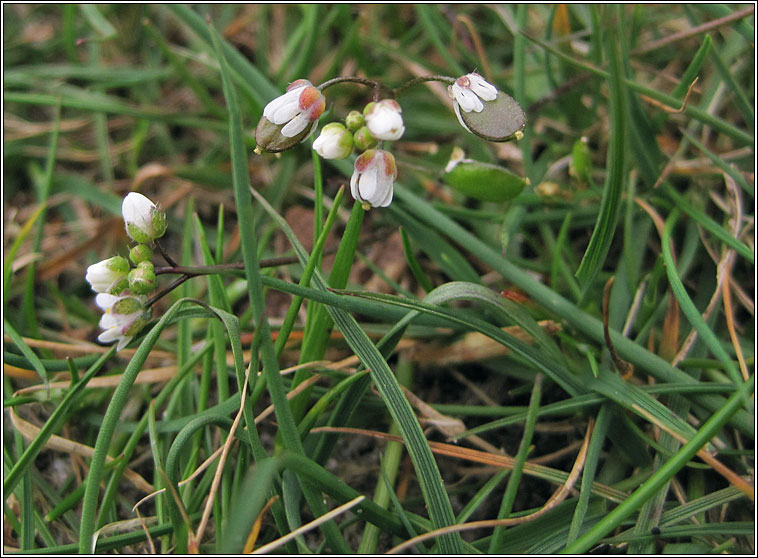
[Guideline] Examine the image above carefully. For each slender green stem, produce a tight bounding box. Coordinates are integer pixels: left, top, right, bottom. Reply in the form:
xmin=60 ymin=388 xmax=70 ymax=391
xmin=393 ymin=75 xmax=455 ymax=96
xmin=489 ymin=373 xmax=543 ymax=552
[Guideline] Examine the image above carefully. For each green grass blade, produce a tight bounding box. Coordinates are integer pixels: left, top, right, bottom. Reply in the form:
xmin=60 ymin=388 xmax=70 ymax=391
xmin=4 ymin=348 xmax=115 ymax=496
xmin=561 ymin=373 xmax=754 ymax=553
xmin=574 ymin=8 xmax=626 ymax=293
xmin=393 ymin=185 xmax=753 ymax=436
xmin=661 ymin=210 xmax=742 ymax=384
xmin=4 ymin=319 xmax=48 ymax=385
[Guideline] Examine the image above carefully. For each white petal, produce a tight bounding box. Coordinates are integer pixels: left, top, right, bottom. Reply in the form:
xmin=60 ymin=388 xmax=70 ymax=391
xmin=456 ymin=88 xmax=483 ymax=113
xmin=350 ymin=171 xmax=361 ymax=201
xmin=375 ymin=176 xmax=394 ymax=207
xmin=366 ymin=107 xmax=405 ymax=141
xmin=122 ymin=193 xmax=155 ymax=224
xmin=116 ymin=335 xmax=133 ymax=352
xmin=469 ymin=75 xmax=497 ymax=101
xmin=301 ymin=120 xmax=319 ymax=142
xmin=263 ymin=88 xmax=302 ymax=123
xmin=280 ymin=112 xmax=311 ymax=137
xmin=270 ymin=101 xmax=301 ymax=126
xmin=98 ymin=328 xmax=123 ymax=344
xmin=358 ymin=168 xmax=380 ymax=204
xmin=95 ymin=293 xmax=119 ymax=311
xmin=453 ymin=102 xmax=472 ymax=133
xmin=99 ymin=313 xmax=119 ymax=329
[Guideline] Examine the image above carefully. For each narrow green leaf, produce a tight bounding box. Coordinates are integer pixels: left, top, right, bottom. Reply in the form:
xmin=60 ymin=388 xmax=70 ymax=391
xmin=661 ymin=210 xmax=742 ymax=384
xmin=79 ymin=5 xmax=117 ymax=39
xmin=561 ymin=374 xmax=754 ymax=553
xmin=4 ymin=320 xmax=48 ymax=385
xmin=575 ymin=12 xmax=626 ymax=292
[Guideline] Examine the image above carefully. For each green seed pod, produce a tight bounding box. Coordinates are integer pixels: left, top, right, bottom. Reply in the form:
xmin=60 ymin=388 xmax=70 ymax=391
xmin=570 ymin=136 xmax=592 ymax=184
xmin=455 ymin=91 xmax=527 ymax=143
xmin=443 ymin=148 xmax=527 ymax=202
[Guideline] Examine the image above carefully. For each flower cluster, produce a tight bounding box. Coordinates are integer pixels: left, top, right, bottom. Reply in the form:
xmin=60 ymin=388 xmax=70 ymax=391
xmin=85 ymin=192 xmax=166 ymax=351
xmin=312 ymin=99 xmax=403 ymax=209
xmin=254 ymin=72 xmax=525 ymax=209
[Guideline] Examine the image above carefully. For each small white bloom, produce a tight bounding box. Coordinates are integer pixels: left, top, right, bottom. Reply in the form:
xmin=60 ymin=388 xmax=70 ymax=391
xmin=448 ymin=73 xmax=498 ymax=114
xmin=85 ymin=256 xmax=130 ymax=294
xmin=95 ymin=293 xmax=150 ymax=352
xmin=312 ymin=123 xmax=354 ymax=159
xmin=122 ymin=192 xmax=166 ymax=244
xmin=364 ymin=99 xmax=405 ymax=141
xmin=350 ymin=149 xmax=397 ymax=209
xmin=262 ymin=79 xmax=326 ymax=138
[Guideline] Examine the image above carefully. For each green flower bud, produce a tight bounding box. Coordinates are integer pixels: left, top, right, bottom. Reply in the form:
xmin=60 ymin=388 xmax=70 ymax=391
xmin=129 ymin=244 xmax=154 ymax=265
xmin=312 ymin=123 xmax=354 ymax=159
xmin=128 ymin=261 xmax=157 ymax=295
xmin=353 ymin=126 xmax=378 ymax=152
xmin=345 ymin=110 xmax=365 ymax=131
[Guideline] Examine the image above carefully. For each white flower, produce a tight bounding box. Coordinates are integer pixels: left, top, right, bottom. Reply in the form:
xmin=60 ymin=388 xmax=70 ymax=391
xmin=448 ymin=73 xmax=498 ymax=113
xmin=350 ymin=149 xmax=397 ymax=209
xmin=122 ymin=192 xmax=166 ymax=244
xmin=85 ymin=256 xmax=130 ymax=294
xmin=262 ymin=79 xmax=326 ymax=139
xmin=312 ymin=123 xmax=354 ymax=159
xmin=364 ymin=99 xmax=405 ymax=141
xmin=95 ymin=293 xmax=151 ymax=352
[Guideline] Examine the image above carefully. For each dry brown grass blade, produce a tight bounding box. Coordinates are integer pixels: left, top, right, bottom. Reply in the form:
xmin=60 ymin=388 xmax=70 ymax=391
xmin=14 ymin=365 xmax=179 ymax=396
xmin=10 ymin=408 xmax=153 ymax=493
xmin=191 ymin=363 xmax=252 ymax=549
xmin=407 ymin=319 xmax=561 ymax=366
xmin=243 ymin=495 xmax=280 ymax=554
xmin=454 ymin=14 xmax=493 ymax=83
xmin=631 ymin=404 xmax=754 ymax=500
xmin=632 ymin=7 xmax=755 ymax=54
xmin=642 ymin=76 xmax=699 ymax=116
xmin=385 ymin=417 xmax=595 ymax=554
xmin=659 ymin=289 xmax=680 ymax=362
xmin=401 ymin=386 xmax=506 ymax=456
xmin=722 ymin=266 xmax=750 ymax=382
xmin=250 ymin=496 xmax=365 ymax=554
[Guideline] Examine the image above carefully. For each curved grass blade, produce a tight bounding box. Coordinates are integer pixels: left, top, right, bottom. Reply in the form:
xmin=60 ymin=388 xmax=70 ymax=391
xmin=575 ymin=11 xmax=626 ymax=294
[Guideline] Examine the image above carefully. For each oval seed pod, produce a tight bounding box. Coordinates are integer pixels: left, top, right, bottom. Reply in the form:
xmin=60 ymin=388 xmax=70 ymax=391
xmin=455 ymin=91 xmax=527 ymax=143
xmin=443 ymin=150 xmax=527 ymax=202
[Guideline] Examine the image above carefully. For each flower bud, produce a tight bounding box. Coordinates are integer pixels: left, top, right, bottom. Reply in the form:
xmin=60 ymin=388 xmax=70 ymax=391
xmin=122 ymin=193 xmax=167 ymax=244
xmin=350 ymin=149 xmax=397 ymax=209
xmin=85 ymin=256 xmax=130 ymax=294
xmin=364 ymin=99 xmax=405 ymax=141
xmin=128 ymin=261 xmax=157 ymax=295
xmin=353 ymin=126 xmax=378 ymax=151
xmin=448 ymin=73 xmax=526 ymax=142
xmin=345 ymin=110 xmax=365 ymax=131
xmin=129 ymin=244 xmax=154 ymax=265
xmin=255 ymin=79 xmax=326 ymax=153
xmin=312 ymin=123 xmax=354 ymax=160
